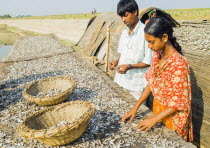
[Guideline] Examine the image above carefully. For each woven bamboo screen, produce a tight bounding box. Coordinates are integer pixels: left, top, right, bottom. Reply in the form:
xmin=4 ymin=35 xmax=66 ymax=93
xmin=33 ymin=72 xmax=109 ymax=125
xmin=182 ymin=49 xmax=210 ymax=148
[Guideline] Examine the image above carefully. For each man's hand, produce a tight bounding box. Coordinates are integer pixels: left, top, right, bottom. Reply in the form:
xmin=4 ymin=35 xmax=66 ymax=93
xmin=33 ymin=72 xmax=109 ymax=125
xmin=116 ymin=64 xmax=130 ymax=74
xmin=136 ymin=115 xmax=159 ymax=133
xmin=109 ymin=60 xmax=118 ymax=70
xmin=121 ymin=107 xmax=138 ymax=123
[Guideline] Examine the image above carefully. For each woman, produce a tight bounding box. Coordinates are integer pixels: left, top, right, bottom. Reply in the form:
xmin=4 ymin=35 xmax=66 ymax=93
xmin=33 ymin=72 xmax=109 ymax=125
xmin=122 ymin=17 xmax=193 ymax=142
xmin=145 ymin=9 xmax=157 ymax=25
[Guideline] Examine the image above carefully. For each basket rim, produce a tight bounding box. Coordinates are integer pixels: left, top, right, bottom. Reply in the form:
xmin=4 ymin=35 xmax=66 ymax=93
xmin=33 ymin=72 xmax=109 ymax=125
xmin=22 ymin=76 xmax=77 ymax=101
xmin=17 ymin=100 xmax=96 ymax=139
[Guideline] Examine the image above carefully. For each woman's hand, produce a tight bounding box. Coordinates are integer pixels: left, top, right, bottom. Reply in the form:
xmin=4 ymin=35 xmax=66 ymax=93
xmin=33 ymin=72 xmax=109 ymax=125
xmin=121 ymin=107 xmax=138 ymax=123
xmin=122 ymin=85 xmax=152 ymax=124
xmin=136 ymin=115 xmax=159 ymax=133
xmin=109 ymin=60 xmax=118 ymax=70
xmin=136 ymin=107 xmax=177 ymax=133
xmin=116 ymin=64 xmax=130 ymax=74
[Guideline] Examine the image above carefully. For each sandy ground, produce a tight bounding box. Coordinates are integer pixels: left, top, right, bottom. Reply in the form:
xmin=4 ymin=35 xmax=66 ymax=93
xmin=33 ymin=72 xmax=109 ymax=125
xmin=0 ymin=19 xmax=90 ymax=44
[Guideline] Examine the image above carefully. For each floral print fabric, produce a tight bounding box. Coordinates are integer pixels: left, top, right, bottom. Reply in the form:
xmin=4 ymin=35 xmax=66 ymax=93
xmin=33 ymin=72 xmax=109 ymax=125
xmin=145 ymin=51 xmax=193 ymax=141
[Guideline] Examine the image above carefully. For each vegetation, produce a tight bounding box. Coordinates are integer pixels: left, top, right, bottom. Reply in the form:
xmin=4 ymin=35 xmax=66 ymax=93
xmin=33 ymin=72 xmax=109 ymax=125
xmin=1 ymin=8 xmax=210 ymax=20
xmin=16 ymin=15 xmax=32 ymax=18
xmin=0 ymin=30 xmax=19 ymax=45
xmin=165 ymin=8 xmax=210 ymax=20
xmin=0 ymin=14 xmax=11 ymax=19
xmin=0 ymin=24 xmax=7 ymax=30
xmin=0 ymin=25 xmax=45 ymax=45
xmin=11 ymin=13 xmax=99 ymax=19
xmin=7 ymin=26 xmax=43 ymax=36
xmin=0 ymin=24 xmax=19 ymax=45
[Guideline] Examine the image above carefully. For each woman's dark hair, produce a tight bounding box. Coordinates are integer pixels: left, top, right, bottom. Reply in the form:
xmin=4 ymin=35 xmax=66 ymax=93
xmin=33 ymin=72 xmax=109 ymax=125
xmin=117 ymin=0 xmax=139 ymax=17
xmin=144 ymin=17 xmax=182 ymax=54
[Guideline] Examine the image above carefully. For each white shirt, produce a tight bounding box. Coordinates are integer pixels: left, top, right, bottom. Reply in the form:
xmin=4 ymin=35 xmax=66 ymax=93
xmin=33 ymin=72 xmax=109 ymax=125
xmin=114 ymin=20 xmax=152 ymax=92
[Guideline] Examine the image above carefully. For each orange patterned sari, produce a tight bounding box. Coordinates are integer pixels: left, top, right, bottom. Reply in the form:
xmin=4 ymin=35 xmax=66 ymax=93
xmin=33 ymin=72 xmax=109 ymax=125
xmin=145 ymin=51 xmax=193 ymax=142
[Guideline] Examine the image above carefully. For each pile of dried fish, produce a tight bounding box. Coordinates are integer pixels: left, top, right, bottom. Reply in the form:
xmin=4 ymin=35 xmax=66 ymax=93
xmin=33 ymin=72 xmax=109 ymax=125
xmin=2 ymin=35 xmax=74 ymax=62
xmin=0 ymin=53 xmax=194 ymax=148
xmin=36 ymin=89 xmax=63 ymax=97
xmin=0 ymin=35 xmax=195 ymax=147
xmin=174 ymin=23 xmax=210 ymax=51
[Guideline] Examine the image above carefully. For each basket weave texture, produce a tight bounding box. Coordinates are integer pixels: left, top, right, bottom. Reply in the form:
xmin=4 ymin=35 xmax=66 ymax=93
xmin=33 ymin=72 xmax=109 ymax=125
xmin=17 ymin=101 xmax=96 ymax=146
xmin=22 ymin=76 xmax=77 ymax=106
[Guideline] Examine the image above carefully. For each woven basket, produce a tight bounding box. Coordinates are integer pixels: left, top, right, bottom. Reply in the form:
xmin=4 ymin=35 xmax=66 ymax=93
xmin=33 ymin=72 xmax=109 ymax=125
xmin=22 ymin=76 xmax=77 ymax=106
xmin=17 ymin=101 xmax=96 ymax=146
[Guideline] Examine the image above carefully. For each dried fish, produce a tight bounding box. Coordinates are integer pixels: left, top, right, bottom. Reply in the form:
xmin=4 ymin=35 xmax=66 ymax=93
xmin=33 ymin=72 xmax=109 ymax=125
xmin=36 ymin=89 xmax=63 ymax=97
xmin=0 ymin=35 xmax=196 ymax=148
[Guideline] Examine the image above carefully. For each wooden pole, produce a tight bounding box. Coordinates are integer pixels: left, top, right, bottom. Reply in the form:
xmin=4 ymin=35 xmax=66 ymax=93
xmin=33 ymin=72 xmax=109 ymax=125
xmin=105 ymin=24 xmax=111 ymax=73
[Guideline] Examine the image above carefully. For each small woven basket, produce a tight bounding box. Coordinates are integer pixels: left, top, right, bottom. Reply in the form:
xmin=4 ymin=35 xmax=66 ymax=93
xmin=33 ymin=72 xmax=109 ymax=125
xmin=17 ymin=101 xmax=96 ymax=146
xmin=22 ymin=76 xmax=77 ymax=106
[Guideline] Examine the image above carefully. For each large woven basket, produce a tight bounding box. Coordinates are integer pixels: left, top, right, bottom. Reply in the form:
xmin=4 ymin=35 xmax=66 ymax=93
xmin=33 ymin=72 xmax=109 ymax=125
xmin=22 ymin=76 xmax=77 ymax=106
xmin=17 ymin=101 xmax=96 ymax=146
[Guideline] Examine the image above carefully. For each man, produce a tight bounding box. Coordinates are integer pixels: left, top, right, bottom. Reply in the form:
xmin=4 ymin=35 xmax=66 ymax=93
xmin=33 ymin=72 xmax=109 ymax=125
xmin=109 ymin=0 xmax=152 ymax=100
xmin=92 ymin=8 xmax=96 ymax=14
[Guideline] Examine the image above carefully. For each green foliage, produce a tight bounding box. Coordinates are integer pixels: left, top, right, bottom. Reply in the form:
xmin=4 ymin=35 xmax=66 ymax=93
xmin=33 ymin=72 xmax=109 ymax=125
xmin=165 ymin=8 xmax=210 ymax=20
xmin=0 ymin=24 xmax=7 ymax=30
xmin=10 ymin=13 xmax=100 ymax=19
xmin=0 ymin=8 xmax=210 ymax=20
xmin=0 ymin=14 xmax=11 ymax=18
xmin=0 ymin=30 xmax=19 ymax=45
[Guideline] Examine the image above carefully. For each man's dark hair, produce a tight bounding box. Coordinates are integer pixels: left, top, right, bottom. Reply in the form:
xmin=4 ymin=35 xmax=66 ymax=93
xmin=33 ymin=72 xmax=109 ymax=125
xmin=117 ymin=0 xmax=139 ymax=17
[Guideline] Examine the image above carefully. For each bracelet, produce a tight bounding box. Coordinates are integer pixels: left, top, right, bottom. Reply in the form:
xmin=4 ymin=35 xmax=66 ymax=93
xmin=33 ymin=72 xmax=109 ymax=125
xmin=128 ymin=64 xmax=133 ymax=70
